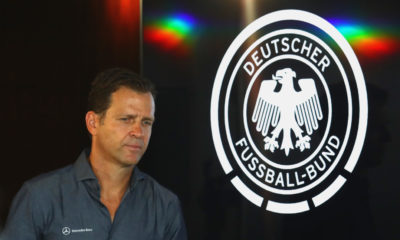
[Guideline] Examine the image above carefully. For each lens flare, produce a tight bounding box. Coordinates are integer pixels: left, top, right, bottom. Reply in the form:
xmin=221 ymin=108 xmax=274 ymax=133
xmin=144 ymin=13 xmax=198 ymax=56
xmin=328 ymin=18 xmax=399 ymax=59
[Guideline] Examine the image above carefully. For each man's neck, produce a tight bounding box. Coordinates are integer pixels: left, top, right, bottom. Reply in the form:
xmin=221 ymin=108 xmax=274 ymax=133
xmin=89 ymin=153 xmax=133 ymax=194
xmin=88 ymin=150 xmax=134 ymax=216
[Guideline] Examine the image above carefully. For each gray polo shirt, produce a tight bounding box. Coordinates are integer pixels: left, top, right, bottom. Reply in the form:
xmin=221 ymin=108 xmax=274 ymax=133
xmin=1 ymin=149 xmax=187 ymax=240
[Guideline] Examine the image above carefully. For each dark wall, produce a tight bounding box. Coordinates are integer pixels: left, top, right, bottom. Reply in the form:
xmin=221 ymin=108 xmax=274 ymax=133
xmin=143 ymin=0 xmax=399 ymax=239
xmin=1 ymin=0 xmax=399 ymax=239
xmin=1 ymin=0 xmax=141 ymax=227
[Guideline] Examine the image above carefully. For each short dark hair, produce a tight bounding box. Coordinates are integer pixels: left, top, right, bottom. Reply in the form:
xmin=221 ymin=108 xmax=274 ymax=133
xmin=88 ymin=68 xmax=156 ymax=117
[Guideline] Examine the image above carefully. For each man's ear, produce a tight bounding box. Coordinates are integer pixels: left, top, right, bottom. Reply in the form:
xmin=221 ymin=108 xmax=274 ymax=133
xmin=85 ymin=111 xmax=99 ymax=136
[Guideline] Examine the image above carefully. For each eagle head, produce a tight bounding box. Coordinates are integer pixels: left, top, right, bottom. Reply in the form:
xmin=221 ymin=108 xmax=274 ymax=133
xmin=272 ymin=68 xmax=296 ymax=84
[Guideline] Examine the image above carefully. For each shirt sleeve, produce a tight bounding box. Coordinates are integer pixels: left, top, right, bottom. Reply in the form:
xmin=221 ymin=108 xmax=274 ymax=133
xmin=1 ymin=183 xmax=42 ymax=240
xmin=164 ymin=196 xmax=187 ymax=240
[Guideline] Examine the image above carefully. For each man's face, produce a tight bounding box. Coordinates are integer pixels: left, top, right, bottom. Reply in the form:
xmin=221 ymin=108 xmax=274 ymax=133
xmin=92 ymin=87 xmax=155 ymax=167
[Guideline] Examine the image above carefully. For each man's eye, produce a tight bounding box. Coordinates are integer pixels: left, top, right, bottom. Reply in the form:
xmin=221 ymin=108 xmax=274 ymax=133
xmin=144 ymin=121 xmax=153 ymax=126
xmin=120 ymin=118 xmax=129 ymax=122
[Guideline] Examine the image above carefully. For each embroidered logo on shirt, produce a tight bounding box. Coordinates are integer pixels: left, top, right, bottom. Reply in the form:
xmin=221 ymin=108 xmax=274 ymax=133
xmin=62 ymin=227 xmax=71 ymax=236
xmin=61 ymin=226 xmax=93 ymax=235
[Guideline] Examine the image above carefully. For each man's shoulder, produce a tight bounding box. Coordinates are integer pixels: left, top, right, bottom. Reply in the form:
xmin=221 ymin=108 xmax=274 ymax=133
xmin=138 ymin=169 xmax=180 ymax=204
xmin=22 ymin=164 xmax=75 ymax=194
xmin=136 ymin=170 xmax=187 ymax=239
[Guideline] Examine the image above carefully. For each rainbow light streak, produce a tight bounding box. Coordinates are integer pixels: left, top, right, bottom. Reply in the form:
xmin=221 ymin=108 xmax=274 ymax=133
xmin=144 ymin=13 xmax=198 ymax=55
xmin=328 ymin=18 xmax=399 ymax=59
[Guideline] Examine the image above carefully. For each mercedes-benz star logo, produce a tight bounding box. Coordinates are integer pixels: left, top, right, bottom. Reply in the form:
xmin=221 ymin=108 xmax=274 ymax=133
xmin=62 ymin=227 xmax=71 ymax=236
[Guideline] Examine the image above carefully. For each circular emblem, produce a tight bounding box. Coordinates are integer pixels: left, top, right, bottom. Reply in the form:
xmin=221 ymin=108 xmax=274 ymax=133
xmin=62 ymin=227 xmax=71 ymax=236
xmin=210 ymin=10 xmax=368 ymax=214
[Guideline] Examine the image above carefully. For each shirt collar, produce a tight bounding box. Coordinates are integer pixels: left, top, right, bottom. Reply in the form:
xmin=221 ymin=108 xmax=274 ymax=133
xmin=74 ymin=148 xmax=97 ymax=181
xmin=74 ymin=148 xmax=146 ymax=189
xmin=130 ymin=165 xmax=146 ymax=190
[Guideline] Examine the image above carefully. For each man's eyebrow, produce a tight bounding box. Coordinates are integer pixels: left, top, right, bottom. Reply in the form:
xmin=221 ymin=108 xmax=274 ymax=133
xmin=143 ymin=116 xmax=155 ymax=122
xmin=119 ymin=114 xmax=154 ymax=121
xmin=118 ymin=114 xmax=137 ymax=118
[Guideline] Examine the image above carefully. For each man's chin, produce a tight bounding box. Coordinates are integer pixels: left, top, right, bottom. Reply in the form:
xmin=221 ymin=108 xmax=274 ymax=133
xmin=120 ymin=154 xmax=142 ymax=167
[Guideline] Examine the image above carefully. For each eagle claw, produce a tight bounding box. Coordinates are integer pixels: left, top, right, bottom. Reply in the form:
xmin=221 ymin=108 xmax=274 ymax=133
xmin=296 ymin=135 xmax=311 ymax=152
xmin=264 ymin=137 xmax=279 ymax=152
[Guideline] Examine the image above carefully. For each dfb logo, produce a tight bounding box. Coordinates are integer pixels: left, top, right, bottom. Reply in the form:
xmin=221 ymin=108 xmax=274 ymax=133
xmin=210 ymin=10 xmax=368 ymax=214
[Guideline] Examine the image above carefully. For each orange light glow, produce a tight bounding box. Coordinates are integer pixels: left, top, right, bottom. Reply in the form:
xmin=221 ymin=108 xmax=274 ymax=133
xmin=354 ymin=37 xmax=398 ymax=58
xmin=105 ymin=0 xmax=140 ymax=44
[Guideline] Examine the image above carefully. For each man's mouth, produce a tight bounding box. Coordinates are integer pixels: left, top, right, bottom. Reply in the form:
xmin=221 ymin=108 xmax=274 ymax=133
xmin=125 ymin=144 xmax=142 ymax=151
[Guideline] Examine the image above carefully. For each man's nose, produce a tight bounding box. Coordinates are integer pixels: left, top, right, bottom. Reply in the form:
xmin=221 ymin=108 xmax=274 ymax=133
xmin=129 ymin=122 xmax=144 ymax=138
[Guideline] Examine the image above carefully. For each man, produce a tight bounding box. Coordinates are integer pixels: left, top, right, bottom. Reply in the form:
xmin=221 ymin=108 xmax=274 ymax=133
xmin=1 ymin=68 xmax=187 ymax=240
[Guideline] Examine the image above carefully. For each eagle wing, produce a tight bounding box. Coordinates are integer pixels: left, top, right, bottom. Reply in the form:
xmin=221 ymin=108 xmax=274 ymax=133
xmin=294 ymin=78 xmax=323 ymax=135
xmin=251 ymin=80 xmax=281 ymax=137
